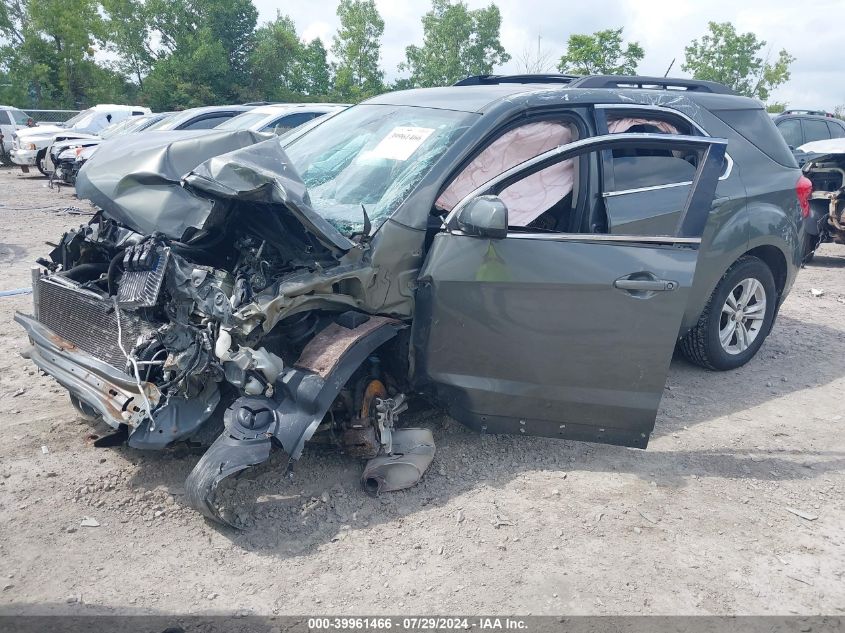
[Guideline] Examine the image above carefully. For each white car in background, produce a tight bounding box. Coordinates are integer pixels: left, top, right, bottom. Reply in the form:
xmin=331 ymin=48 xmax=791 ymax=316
xmin=66 ymin=104 xmax=347 ymax=186
xmin=0 ymin=105 xmax=33 ymax=163
xmin=10 ymin=104 xmax=150 ymax=175
xmin=215 ymin=103 xmax=347 ymax=135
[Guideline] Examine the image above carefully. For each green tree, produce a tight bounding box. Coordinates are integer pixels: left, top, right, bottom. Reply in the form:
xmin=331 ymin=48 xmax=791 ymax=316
xmin=331 ymin=0 xmax=384 ymax=99
xmin=400 ymin=0 xmax=509 ymax=88
xmin=101 ymin=0 xmax=153 ymax=88
xmin=557 ymin=27 xmax=643 ymax=75
xmin=248 ymin=12 xmax=302 ymax=100
xmin=246 ymin=14 xmax=332 ymax=101
xmin=682 ymin=22 xmax=794 ymax=101
xmin=138 ymin=0 xmax=259 ymax=109
xmin=301 ymin=38 xmax=331 ymax=96
xmin=0 ymin=0 xmax=129 ymax=108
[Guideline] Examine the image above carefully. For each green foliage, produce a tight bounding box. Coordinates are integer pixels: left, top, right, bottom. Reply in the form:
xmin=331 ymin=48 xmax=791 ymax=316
xmin=247 ymin=14 xmax=333 ymax=101
xmin=557 ymin=27 xmax=643 ymax=75
xmin=682 ymin=22 xmax=794 ymax=101
xmin=247 ymin=12 xmax=303 ymax=101
xmin=101 ymin=0 xmax=153 ymax=86
xmin=139 ymin=0 xmax=258 ymax=109
xmin=766 ymin=102 xmax=787 ymax=114
xmin=298 ymin=39 xmax=332 ymax=97
xmin=331 ymin=0 xmax=384 ymax=99
xmin=0 ymin=0 xmax=131 ymax=107
xmin=400 ymin=0 xmax=510 ymax=88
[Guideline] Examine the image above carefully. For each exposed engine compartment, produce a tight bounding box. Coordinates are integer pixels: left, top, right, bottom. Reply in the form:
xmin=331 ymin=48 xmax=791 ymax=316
xmin=17 ymin=202 xmax=434 ymax=526
xmin=34 ymin=204 xmax=340 ymax=438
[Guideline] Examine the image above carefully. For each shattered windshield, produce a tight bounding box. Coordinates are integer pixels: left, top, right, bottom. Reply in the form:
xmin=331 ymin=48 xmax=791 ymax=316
xmin=100 ymin=118 xmax=136 ymax=139
xmin=62 ymin=109 xmax=95 ymax=127
xmin=283 ymin=104 xmax=472 ymax=236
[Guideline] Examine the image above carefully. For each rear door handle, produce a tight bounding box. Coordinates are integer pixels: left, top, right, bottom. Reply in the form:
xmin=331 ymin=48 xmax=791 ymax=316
xmin=614 ymin=275 xmax=678 ymax=292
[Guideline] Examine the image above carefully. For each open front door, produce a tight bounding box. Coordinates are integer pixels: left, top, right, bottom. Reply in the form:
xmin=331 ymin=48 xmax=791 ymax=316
xmin=413 ymin=133 xmax=727 ymax=448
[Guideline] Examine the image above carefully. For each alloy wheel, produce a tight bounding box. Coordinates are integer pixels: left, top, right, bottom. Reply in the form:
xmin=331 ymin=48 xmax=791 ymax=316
xmin=719 ymin=277 xmax=767 ymax=355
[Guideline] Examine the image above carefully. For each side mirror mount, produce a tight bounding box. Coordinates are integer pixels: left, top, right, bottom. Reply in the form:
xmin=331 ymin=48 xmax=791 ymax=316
xmin=456 ymin=195 xmax=508 ymax=239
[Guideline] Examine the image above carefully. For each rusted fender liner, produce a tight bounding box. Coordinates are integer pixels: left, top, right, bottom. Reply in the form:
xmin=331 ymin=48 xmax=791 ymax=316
xmin=185 ymin=314 xmax=405 ymax=527
xmin=14 ymin=312 xmax=160 ymax=429
xmin=361 ymin=428 xmax=436 ymax=496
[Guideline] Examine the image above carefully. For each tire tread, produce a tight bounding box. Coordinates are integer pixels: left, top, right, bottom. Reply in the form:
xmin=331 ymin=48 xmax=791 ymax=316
xmin=680 ymin=255 xmax=768 ymax=370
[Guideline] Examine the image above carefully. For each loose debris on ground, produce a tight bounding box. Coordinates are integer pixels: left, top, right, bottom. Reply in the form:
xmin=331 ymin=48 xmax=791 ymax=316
xmin=0 ymin=167 xmax=843 ymax=615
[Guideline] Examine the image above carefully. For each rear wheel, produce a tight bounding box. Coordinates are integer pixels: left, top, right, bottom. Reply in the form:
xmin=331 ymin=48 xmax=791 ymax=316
xmin=802 ymin=231 xmax=820 ymax=264
xmin=680 ymin=256 xmax=777 ymax=370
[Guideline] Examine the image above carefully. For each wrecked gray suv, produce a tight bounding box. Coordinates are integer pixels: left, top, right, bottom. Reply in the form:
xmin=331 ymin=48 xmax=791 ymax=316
xmin=16 ymin=75 xmax=803 ymax=525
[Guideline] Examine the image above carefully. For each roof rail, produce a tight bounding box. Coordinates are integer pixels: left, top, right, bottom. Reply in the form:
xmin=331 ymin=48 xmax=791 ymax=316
xmin=454 ymin=74 xmax=580 ymax=86
xmin=782 ymin=109 xmax=834 ymax=117
xmin=453 ymin=73 xmax=736 ymax=95
xmin=568 ymin=75 xmax=735 ymax=94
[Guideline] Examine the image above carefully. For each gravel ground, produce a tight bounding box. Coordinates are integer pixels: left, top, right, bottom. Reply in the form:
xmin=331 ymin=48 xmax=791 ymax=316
xmin=0 ymin=167 xmax=843 ymax=616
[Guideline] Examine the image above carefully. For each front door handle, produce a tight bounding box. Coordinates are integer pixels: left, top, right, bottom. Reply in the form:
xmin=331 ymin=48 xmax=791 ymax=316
xmin=614 ymin=274 xmax=678 ymax=292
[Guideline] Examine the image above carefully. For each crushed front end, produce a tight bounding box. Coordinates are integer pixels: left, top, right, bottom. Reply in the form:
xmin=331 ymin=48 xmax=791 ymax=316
xmin=16 ymin=197 xmax=432 ymax=526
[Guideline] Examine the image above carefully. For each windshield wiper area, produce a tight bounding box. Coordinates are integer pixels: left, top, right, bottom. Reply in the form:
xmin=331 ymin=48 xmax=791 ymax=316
xmin=351 ymin=204 xmax=372 ymax=242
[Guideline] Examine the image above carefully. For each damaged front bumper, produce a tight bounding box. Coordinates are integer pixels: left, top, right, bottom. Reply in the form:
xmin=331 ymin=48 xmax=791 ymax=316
xmin=10 ymin=148 xmax=37 ymax=167
xmin=16 ymin=312 xmax=160 ymax=430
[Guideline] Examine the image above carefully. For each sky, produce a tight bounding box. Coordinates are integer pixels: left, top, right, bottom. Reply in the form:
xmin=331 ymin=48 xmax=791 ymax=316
xmin=253 ymin=0 xmax=844 ymax=111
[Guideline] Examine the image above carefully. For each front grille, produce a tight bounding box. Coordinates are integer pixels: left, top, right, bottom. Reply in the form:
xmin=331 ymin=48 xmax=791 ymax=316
xmin=36 ymin=277 xmax=155 ymax=370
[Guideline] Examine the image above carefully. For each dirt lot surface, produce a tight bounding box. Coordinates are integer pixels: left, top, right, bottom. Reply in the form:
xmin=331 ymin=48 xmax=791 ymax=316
xmin=0 ymin=167 xmax=843 ymax=616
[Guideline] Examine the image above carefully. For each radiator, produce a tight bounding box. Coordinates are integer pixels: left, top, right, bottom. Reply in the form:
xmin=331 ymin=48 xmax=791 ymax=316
xmin=36 ymin=277 xmax=155 ymax=370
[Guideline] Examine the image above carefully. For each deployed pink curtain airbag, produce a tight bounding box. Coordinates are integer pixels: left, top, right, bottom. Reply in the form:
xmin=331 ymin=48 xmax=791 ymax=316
xmin=607 ymin=117 xmax=680 ymax=135
xmin=434 ymin=118 xmax=680 ymax=228
xmin=436 ymin=121 xmax=576 ymax=226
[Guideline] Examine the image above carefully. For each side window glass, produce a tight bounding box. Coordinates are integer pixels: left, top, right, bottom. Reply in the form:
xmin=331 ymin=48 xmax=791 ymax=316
xmin=436 ymin=120 xmax=579 ymax=215
xmin=827 ymin=122 xmax=845 ymax=139
xmin=601 ymin=119 xmax=700 ymax=236
xmin=0 ymin=111 xmax=10 ymax=125
xmin=473 ymin=139 xmax=711 ymax=237
xmin=606 ymin=115 xmax=696 ymax=192
xmin=264 ymin=112 xmax=316 ymax=135
xmin=609 ymin=155 xmax=696 ymax=192
xmin=11 ymin=110 xmax=31 ymax=125
xmin=185 ymin=115 xmax=231 ymax=130
xmin=803 ymin=119 xmax=830 ymax=144
xmin=776 ymin=119 xmax=802 ymax=148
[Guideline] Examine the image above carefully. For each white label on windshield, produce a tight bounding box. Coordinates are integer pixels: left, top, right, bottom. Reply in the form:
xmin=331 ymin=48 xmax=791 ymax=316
xmin=366 ymin=126 xmax=435 ymax=161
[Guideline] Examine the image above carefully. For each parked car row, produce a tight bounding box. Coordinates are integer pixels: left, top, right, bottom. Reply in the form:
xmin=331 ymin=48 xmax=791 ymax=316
xmin=4 ymin=102 xmax=347 ymax=183
xmin=13 ymin=74 xmax=808 ymax=525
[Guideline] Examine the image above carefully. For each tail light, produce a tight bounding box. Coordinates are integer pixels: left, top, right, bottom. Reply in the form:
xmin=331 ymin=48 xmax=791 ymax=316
xmin=796 ymin=175 xmax=812 ymax=218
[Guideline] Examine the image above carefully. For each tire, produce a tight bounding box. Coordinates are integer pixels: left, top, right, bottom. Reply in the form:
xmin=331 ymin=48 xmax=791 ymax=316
xmin=36 ymin=150 xmax=48 ymax=177
xmin=680 ymin=255 xmax=777 ymax=371
xmin=69 ymin=393 xmax=100 ymax=421
xmin=802 ymin=232 xmax=819 ymax=264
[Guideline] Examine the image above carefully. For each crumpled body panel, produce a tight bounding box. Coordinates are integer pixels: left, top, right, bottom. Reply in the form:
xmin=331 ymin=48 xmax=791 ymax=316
xmin=184 ymin=138 xmax=354 ymax=254
xmin=75 ymin=130 xmax=271 ymax=239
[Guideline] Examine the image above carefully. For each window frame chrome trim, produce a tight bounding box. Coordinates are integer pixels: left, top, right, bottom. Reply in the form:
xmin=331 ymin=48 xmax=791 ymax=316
xmin=449 ymin=229 xmax=701 ymax=245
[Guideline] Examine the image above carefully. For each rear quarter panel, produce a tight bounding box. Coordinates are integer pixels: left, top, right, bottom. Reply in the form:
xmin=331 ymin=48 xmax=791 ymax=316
xmin=679 ymin=108 xmax=802 ymax=333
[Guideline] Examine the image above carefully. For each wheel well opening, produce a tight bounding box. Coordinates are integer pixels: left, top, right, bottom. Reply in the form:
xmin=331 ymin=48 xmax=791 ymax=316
xmin=745 ymin=245 xmax=787 ymax=297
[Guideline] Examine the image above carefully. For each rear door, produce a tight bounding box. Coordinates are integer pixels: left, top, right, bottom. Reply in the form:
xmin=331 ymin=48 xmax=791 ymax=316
xmin=414 ymin=133 xmax=726 ymax=448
